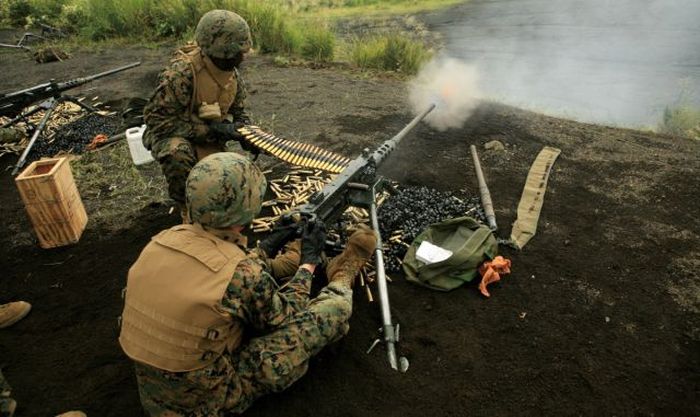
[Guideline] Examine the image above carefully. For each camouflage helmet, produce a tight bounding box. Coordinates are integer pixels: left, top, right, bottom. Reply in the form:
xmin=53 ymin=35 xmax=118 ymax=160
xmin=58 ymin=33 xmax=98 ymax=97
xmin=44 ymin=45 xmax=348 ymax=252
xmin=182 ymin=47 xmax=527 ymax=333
xmin=195 ymin=10 xmax=252 ymax=59
xmin=186 ymin=152 xmax=266 ymax=228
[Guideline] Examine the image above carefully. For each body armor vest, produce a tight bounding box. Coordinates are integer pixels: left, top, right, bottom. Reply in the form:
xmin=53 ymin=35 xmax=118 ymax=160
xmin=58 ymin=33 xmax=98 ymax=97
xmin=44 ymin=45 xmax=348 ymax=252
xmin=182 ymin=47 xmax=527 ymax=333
xmin=181 ymin=46 xmax=238 ymax=122
xmin=119 ymin=224 xmax=246 ymax=372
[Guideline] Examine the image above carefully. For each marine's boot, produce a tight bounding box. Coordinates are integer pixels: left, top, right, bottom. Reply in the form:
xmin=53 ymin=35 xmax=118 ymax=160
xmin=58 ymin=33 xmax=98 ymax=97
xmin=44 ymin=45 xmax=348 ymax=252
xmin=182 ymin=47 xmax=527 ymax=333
xmin=326 ymin=226 xmax=377 ymax=288
xmin=0 ymin=398 xmax=16 ymax=417
xmin=54 ymin=411 xmax=87 ymax=417
xmin=0 ymin=302 xmax=31 ymax=329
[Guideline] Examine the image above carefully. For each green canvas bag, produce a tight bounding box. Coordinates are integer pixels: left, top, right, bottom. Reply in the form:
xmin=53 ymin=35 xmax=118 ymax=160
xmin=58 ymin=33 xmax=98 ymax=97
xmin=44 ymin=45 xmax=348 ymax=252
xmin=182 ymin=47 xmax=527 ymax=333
xmin=402 ymin=216 xmax=498 ymax=291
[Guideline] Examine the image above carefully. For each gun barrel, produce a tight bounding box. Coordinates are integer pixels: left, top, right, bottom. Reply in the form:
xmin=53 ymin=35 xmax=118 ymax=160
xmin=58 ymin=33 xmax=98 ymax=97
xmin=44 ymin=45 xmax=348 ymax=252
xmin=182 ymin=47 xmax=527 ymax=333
xmin=470 ymin=145 xmax=497 ymax=231
xmin=59 ymin=61 xmax=141 ymax=89
xmin=370 ymin=103 xmax=436 ymax=165
xmin=1 ymin=62 xmax=141 ymax=119
xmin=3 ymin=62 xmax=141 ymax=100
xmin=80 ymin=61 xmax=141 ymax=81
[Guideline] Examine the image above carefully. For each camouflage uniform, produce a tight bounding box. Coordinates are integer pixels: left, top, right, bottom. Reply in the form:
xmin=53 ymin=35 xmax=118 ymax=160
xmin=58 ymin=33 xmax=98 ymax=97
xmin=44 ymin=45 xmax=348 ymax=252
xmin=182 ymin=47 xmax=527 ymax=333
xmin=133 ymin=242 xmax=352 ymax=416
xmin=0 ymin=127 xmax=22 ymax=144
xmin=120 ymin=153 xmax=356 ymax=416
xmin=0 ymin=370 xmax=14 ymax=416
xmin=142 ymin=62 xmax=248 ymax=205
xmin=142 ymin=10 xmax=251 ymax=206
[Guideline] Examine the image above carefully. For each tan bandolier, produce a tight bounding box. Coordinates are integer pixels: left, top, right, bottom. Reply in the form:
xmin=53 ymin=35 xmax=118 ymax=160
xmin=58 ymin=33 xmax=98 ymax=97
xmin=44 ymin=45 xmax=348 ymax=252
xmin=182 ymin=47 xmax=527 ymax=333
xmin=119 ymin=224 xmax=246 ymax=372
xmin=182 ymin=45 xmax=239 ymax=160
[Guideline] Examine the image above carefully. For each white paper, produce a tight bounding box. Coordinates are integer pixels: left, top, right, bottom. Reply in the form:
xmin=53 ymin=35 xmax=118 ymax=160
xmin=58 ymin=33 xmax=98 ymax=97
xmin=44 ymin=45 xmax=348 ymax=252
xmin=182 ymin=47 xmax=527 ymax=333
xmin=415 ymin=241 xmax=453 ymax=265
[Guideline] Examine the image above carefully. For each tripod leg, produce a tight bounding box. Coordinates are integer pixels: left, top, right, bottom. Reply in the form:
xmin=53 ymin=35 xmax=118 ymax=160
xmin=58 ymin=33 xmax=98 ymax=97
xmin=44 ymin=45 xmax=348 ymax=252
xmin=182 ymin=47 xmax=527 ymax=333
xmin=11 ymin=99 xmax=57 ymax=175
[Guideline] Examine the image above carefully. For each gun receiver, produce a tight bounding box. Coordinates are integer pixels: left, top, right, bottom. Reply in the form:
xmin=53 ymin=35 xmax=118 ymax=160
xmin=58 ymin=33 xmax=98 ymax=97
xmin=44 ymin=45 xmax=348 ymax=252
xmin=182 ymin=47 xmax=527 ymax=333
xmin=297 ymin=103 xmax=436 ymax=223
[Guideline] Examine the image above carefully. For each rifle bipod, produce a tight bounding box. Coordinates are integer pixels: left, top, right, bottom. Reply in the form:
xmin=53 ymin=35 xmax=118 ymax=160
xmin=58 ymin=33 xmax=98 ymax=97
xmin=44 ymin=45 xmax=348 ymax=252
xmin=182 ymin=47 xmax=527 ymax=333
xmin=366 ymin=324 xmax=409 ymax=373
xmin=366 ymin=181 xmax=409 ymax=373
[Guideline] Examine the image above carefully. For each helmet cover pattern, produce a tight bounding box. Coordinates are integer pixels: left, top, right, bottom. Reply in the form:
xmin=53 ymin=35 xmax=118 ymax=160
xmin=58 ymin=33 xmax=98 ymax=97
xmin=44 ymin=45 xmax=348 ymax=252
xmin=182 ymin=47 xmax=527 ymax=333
xmin=195 ymin=10 xmax=252 ymax=59
xmin=186 ymin=152 xmax=266 ymax=228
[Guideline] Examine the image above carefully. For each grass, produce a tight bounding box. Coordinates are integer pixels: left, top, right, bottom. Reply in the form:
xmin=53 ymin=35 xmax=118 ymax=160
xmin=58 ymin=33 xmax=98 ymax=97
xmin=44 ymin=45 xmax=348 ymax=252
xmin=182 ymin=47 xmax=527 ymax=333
xmin=301 ymin=23 xmax=335 ymax=62
xmin=1 ymin=0 xmax=444 ymax=74
xmin=242 ymin=1 xmax=304 ymax=54
xmin=350 ymin=34 xmax=431 ymax=74
xmin=659 ymin=103 xmax=700 ymax=140
xmin=289 ymin=0 xmax=464 ymax=18
xmin=71 ymin=142 xmax=168 ymax=230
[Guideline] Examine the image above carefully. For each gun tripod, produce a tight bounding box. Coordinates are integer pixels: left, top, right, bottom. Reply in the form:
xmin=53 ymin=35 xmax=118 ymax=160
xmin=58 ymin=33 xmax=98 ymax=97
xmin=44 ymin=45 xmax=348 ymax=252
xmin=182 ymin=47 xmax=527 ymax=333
xmin=0 ymin=24 xmax=66 ymax=51
xmin=6 ymin=94 xmax=96 ymax=175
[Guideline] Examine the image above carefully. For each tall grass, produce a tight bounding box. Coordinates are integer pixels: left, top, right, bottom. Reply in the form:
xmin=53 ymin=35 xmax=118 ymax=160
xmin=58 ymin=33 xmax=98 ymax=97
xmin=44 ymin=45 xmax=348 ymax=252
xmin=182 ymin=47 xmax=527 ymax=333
xmin=659 ymin=104 xmax=700 ymax=140
xmin=0 ymin=0 xmax=330 ymax=56
xmin=301 ymin=24 xmax=335 ymax=62
xmin=283 ymin=0 xmax=461 ymax=14
xmin=242 ymin=1 xmax=303 ymax=54
xmin=351 ymin=34 xmax=430 ymax=74
xmin=1 ymin=0 xmax=429 ymax=72
xmin=4 ymin=0 xmax=34 ymax=25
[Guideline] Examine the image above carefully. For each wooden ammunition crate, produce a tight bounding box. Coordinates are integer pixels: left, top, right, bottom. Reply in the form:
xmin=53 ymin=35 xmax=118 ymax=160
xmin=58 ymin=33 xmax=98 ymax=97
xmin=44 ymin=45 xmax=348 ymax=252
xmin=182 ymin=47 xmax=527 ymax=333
xmin=15 ymin=157 xmax=88 ymax=249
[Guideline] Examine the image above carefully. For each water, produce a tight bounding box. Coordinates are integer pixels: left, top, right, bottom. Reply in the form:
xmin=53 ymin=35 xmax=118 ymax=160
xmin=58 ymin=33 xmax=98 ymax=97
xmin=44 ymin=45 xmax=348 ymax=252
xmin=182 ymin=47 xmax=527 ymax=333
xmin=426 ymin=0 xmax=700 ymax=128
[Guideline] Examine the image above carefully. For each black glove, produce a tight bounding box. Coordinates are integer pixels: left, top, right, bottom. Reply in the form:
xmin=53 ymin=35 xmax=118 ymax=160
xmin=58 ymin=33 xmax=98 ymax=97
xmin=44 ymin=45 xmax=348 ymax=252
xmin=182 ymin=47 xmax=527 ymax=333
xmin=209 ymin=122 xmax=244 ymax=142
xmin=209 ymin=122 xmax=260 ymax=157
xmin=300 ymin=219 xmax=326 ymax=266
xmin=258 ymin=216 xmax=298 ymax=257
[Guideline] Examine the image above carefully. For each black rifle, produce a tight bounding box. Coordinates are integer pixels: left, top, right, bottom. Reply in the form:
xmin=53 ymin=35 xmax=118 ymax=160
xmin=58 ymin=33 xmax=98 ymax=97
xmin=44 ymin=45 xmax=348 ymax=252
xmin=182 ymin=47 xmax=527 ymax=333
xmin=296 ymin=103 xmax=436 ymax=372
xmin=1 ymin=62 xmax=141 ymax=175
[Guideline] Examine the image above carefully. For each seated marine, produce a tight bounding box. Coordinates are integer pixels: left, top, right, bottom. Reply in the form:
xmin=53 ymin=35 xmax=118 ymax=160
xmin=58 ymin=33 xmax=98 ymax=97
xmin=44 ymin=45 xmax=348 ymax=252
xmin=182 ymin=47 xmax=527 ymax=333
xmin=118 ymin=152 xmax=376 ymax=416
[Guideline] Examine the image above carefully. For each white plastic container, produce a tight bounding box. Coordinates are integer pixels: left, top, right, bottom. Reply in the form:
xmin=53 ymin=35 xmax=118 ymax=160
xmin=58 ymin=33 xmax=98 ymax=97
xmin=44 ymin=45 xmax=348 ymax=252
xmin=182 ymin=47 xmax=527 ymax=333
xmin=126 ymin=125 xmax=154 ymax=166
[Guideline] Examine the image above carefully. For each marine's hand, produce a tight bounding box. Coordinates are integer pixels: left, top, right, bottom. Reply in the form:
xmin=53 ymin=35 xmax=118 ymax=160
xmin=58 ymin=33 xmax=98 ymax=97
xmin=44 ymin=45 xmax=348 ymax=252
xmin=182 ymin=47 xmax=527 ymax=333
xmin=300 ymin=219 xmax=326 ymax=266
xmin=209 ymin=122 xmax=244 ymax=142
xmin=258 ymin=216 xmax=298 ymax=257
xmin=211 ymin=122 xmax=260 ymax=156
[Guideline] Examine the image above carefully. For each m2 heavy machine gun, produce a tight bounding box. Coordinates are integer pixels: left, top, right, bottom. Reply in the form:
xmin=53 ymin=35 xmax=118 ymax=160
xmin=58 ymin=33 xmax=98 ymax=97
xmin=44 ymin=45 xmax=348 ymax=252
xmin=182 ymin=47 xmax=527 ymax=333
xmin=0 ymin=61 xmax=141 ymax=174
xmin=296 ymin=103 xmax=436 ymax=372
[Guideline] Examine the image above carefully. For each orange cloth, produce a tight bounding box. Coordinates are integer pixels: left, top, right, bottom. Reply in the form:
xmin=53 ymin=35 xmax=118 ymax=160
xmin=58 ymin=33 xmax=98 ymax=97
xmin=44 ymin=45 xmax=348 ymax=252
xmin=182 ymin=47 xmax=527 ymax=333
xmin=478 ymin=256 xmax=511 ymax=298
xmin=86 ymin=134 xmax=108 ymax=150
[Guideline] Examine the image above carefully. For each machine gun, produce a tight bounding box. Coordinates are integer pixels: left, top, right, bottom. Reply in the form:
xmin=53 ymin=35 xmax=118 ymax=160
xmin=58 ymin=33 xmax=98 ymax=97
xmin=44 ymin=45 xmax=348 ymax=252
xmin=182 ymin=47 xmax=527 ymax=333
xmin=295 ymin=103 xmax=436 ymax=372
xmin=0 ymin=23 xmax=66 ymax=51
xmin=1 ymin=62 xmax=141 ymax=174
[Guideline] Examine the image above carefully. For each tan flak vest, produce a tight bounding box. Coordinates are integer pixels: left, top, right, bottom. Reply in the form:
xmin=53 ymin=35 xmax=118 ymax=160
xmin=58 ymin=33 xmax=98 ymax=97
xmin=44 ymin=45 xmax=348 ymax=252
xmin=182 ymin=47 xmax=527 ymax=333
xmin=179 ymin=45 xmax=240 ymax=160
xmin=119 ymin=224 xmax=246 ymax=372
xmin=181 ymin=45 xmax=238 ymax=122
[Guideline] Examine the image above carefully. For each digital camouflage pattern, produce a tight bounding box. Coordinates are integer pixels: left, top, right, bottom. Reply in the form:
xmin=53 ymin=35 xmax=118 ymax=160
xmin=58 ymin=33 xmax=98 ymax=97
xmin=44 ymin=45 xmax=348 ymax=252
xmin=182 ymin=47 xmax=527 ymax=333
xmin=186 ymin=152 xmax=266 ymax=228
xmin=142 ymin=48 xmax=248 ymax=205
xmin=133 ymin=246 xmax=353 ymax=416
xmin=154 ymin=137 xmax=199 ymax=207
xmin=0 ymin=127 xmax=22 ymax=144
xmin=0 ymin=369 xmax=13 ymax=415
xmin=195 ymin=10 xmax=252 ymax=59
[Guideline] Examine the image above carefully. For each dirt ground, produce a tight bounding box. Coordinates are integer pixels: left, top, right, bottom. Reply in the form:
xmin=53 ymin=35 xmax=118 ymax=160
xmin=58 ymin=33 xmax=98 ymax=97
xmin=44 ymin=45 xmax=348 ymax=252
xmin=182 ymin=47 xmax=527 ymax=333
xmin=0 ymin=39 xmax=699 ymax=417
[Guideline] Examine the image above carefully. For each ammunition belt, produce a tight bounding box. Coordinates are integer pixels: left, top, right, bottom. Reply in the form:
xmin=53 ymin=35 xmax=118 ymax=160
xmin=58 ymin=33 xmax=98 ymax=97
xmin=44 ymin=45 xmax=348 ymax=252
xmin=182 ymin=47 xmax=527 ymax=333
xmin=238 ymin=125 xmax=350 ymax=174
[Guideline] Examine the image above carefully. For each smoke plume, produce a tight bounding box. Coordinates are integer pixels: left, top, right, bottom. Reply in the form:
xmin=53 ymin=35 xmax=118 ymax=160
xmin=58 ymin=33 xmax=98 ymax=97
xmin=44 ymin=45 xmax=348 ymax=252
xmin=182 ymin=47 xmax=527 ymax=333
xmin=429 ymin=0 xmax=700 ymax=128
xmin=409 ymin=57 xmax=480 ymax=131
